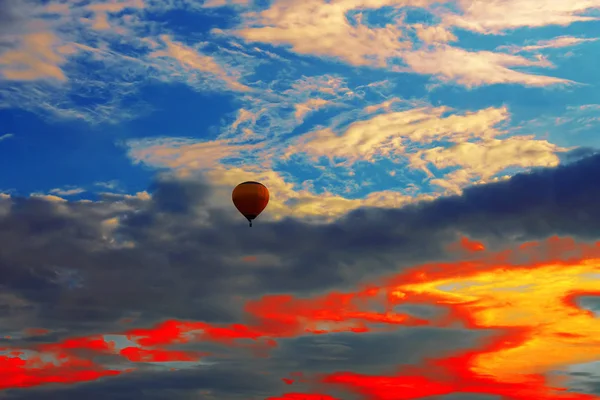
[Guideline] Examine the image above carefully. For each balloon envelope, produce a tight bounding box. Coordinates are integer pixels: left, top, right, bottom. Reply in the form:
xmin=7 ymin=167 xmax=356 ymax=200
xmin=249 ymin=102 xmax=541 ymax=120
xmin=232 ymin=181 xmax=269 ymax=224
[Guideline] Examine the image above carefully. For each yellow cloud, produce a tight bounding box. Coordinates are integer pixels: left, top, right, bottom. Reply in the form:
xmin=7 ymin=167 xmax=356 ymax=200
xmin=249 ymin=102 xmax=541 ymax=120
xmin=363 ymin=98 xmax=399 ymax=114
xmin=30 ymin=193 xmax=68 ymax=202
xmin=410 ymin=136 xmax=568 ymax=193
xmin=397 ymin=254 xmax=600 ymax=380
xmin=284 ymin=105 xmax=510 ymax=164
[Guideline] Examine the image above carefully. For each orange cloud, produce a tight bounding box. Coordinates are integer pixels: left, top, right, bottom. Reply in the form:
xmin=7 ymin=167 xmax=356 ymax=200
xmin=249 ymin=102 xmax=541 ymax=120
xmin=1 ymin=237 xmax=600 ymax=399
xmin=84 ymin=0 xmax=145 ymax=31
xmin=294 ymin=98 xmax=332 ymax=121
xmin=126 ymin=138 xmax=263 ymax=171
xmin=0 ymin=32 xmax=76 ymax=81
xmin=148 ymin=35 xmax=251 ymax=92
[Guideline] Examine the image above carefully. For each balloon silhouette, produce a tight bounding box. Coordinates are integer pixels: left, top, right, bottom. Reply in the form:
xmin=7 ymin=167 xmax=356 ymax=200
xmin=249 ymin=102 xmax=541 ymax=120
xmin=232 ymin=181 xmax=269 ymax=227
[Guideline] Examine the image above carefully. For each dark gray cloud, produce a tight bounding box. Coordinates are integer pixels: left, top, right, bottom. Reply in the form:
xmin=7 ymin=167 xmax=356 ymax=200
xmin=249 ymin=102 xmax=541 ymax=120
xmin=268 ymin=327 xmax=491 ymax=374
xmin=2 ymin=367 xmax=283 ymax=400
xmin=1 ymin=154 xmax=600 ymax=398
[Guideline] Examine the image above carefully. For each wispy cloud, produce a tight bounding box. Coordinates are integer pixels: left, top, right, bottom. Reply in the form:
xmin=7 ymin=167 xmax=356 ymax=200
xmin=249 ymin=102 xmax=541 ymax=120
xmin=147 ymin=35 xmax=251 ymax=92
xmin=49 ymin=187 xmax=86 ymax=196
xmin=499 ymin=36 xmax=599 ymax=53
xmin=126 ymin=137 xmax=263 ymax=171
xmin=441 ymin=0 xmax=600 ymax=34
xmin=0 ymin=0 xmax=260 ymax=123
xmin=398 ymin=45 xmax=574 ymax=88
xmin=0 ymin=133 xmax=14 ymax=141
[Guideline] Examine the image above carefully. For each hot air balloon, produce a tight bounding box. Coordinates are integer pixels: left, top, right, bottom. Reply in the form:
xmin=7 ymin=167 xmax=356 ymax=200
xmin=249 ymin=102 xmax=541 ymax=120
xmin=232 ymin=181 xmax=269 ymax=227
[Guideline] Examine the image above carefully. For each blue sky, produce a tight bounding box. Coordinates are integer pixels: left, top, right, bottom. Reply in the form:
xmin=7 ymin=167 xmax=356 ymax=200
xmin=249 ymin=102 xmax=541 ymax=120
xmin=2 ymin=0 xmax=600 ymax=399
xmin=1 ymin=0 xmax=598 ymax=216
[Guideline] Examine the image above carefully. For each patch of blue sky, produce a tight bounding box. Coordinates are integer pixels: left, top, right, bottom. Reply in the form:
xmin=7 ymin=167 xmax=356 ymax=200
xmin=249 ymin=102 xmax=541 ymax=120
xmin=235 ymin=52 xmax=291 ymax=82
xmin=347 ymin=5 xmax=437 ymax=28
xmin=400 ymin=6 xmax=437 ymax=25
xmin=114 ymin=83 xmax=237 ymax=141
xmin=512 ymin=47 xmax=599 ymax=86
xmin=270 ymin=156 xmax=328 ymax=190
xmin=520 ymin=106 xmax=600 ymax=150
xmin=0 ymin=110 xmax=153 ymax=197
xmin=353 ymin=71 xmax=430 ymax=100
xmin=220 ymin=145 xmax=269 ymax=167
xmin=144 ymin=7 xmax=241 ymax=38
xmin=250 ymin=0 xmax=272 ymax=12
xmin=287 ymin=109 xmax=354 ymax=139
xmin=582 ymin=8 xmax=600 ymax=17
xmin=362 ymin=6 xmax=402 ymax=26
xmin=273 ymin=153 xmax=433 ymax=199
xmin=345 ymin=160 xmax=429 ymax=198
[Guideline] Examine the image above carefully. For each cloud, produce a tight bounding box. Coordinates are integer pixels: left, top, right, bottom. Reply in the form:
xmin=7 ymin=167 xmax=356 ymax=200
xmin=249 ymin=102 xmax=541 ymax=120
xmin=284 ymin=105 xmax=510 ymax=165
xmin=202 ymin=0 xmax=251 ymax=7
xmin=126 ymin=137 xmax=263 ymax=171
xmin=294 ymin=98 xmax=331 ymax=122
xmin=49 ymin=187 xmax=86 ymax=196
xmin=398 ymin=45 xmax=574 ymax=87
xmin=413 ymin=23 xmax=457 ymax=44
xmin=0 ymin=32 xmax=76 ymax=81
xmin=516 ymin=104 xmax=600 ymax=137
xmin=0 ymin=0 xmax=260 ymax=123
xmin=232 ymin=0 xmax=576 ymax=87
xmin=235 ymin=0 xmax=413 ymax=68
xmin=499 ymin=36 xmax=599 ymax=53
xmin=195 ymin=166 xmax=436 ymax=222
xmin=2 ymin=154 xmax=600 ymax=397
xmin=409 ymin=136 xmax=568 ymax=193
xmin=83 ymin=0 xmax=145 ymax=32
xmin=441 ymin=0 xmax=600 ymax=34
xmin=216 ymin=74 xmax=360 ymax=143
xmin=148 ymin=35 xmax=251 ymax=92
xmin=0 ymin=133 xmax=14 ymax=141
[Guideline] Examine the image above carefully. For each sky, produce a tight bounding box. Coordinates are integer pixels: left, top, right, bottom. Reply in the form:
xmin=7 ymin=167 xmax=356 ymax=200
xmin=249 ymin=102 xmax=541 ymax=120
xmin=1 ymin=0 xmax=600 ymax=398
